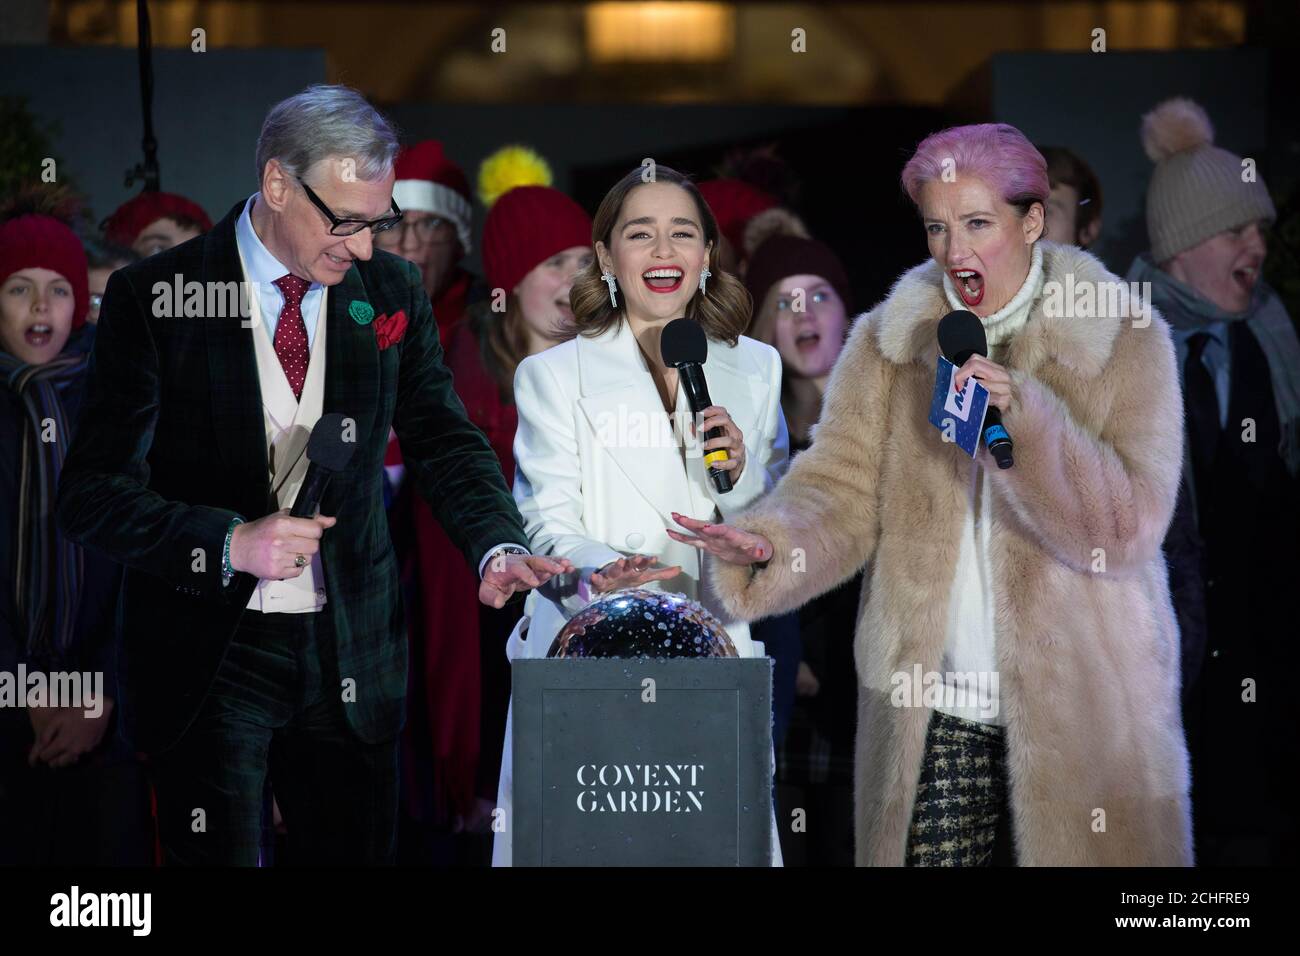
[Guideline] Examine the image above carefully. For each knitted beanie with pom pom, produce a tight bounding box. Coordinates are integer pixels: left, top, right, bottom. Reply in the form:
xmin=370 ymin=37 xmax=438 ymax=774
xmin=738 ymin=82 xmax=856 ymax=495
xmin=477 ymin=146 xmax=591 ymax=295
xmin=1141 ymin=97 xmax=1276 ymax=262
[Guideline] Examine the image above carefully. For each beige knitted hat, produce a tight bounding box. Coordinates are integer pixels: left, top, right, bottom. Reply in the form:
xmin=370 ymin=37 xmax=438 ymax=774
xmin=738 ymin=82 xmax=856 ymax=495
xmin=1141 ymin=97 xmax=1276 ymax=262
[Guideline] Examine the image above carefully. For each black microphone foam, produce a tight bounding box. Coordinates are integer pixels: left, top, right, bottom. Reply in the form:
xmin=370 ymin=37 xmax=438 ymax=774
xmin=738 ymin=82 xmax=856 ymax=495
xmin=305 ymin=413 xmax=354 ymax=471
xmin=938 ymin=309 xmax=987 ymax=364
xmin=290 ymin=413 xmax=357 ymax=518
xmin=935 ymin=309 xmax=1013 ymax=470
xmin=660 ymin=317 xmax=708 ymax=367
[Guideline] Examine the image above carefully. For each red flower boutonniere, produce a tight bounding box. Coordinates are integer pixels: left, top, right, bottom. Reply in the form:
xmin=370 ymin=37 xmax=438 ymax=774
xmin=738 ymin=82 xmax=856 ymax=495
xmin=374 ymin=309 xmax=408 ymax=350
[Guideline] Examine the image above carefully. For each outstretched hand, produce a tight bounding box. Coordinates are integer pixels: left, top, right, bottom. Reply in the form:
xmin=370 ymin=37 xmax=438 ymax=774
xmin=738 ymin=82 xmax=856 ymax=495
xmin=480 ymin=553 xmax=574 ymax=609
xmin=666 ymin=511 xmax=773 ymax=566
xmin=590 ymin=554 xmax=682 ymax=594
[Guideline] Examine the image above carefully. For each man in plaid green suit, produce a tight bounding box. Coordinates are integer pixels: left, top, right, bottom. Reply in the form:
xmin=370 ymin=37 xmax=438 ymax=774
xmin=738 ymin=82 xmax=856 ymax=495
xmin=56 ymin=85 xmax=570 ymax=865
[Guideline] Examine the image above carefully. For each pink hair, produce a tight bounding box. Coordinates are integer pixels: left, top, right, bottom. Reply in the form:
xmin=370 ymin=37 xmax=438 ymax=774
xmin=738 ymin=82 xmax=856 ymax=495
xmin=900 ymin=123 xmax=1049 ymax=214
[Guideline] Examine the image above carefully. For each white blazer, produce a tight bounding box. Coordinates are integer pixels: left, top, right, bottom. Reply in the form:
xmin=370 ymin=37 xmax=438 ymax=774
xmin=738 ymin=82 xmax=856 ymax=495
xmin=492 ymin=318 xmax=790 ymax=865
xmin=511 ymin=319 xmax=790 ymax=655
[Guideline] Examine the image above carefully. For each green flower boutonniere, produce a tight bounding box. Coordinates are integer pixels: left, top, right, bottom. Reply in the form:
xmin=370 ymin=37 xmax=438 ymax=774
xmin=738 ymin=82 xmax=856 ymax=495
xmin=349 ymin=300 xmax=374 ymax=325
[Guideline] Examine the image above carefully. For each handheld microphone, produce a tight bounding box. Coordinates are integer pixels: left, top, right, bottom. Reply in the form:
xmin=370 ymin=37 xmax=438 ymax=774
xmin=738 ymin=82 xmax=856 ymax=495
xmin=937 ymin=310 xmax=1014 ymax=469
xmin=660 ymin=317 xmax=732 ymax=494
xmin=290 ymin=413 xmax=357 ymax=518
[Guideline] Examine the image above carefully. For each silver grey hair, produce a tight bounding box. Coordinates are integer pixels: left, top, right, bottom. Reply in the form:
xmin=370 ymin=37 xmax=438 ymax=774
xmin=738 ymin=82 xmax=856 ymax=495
xmin=255 ymin=84 xmax=400 ymax=185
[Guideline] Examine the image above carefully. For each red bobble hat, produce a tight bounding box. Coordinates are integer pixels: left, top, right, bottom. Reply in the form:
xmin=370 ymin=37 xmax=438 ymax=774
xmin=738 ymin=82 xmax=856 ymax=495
xmin=392 ymin=140 xmax=475 ymax=253
xmin=0 ymin=214 xmax=90 ymax=330
xmin=696 ymin=178 xmax=777 ymax=252
xmin=103 ymin=191 xmax=213 ymax=248
xmin=481 ymin=186 xmax=592 ymax=295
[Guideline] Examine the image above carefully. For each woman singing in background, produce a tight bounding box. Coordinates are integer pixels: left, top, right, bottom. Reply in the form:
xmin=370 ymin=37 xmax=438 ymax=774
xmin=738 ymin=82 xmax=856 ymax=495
xmin=743 ymin=234 xmax=860 ymax=866
xmin=493 ymin=165 xmax=790 ymax=866
xmin=673 ymin=124 xmax=1193 ymax=867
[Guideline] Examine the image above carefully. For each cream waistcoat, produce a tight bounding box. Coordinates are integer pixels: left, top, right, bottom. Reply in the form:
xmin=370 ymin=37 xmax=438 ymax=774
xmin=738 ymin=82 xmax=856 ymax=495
xmin=238 ymin=245 xmax=330 ymax=613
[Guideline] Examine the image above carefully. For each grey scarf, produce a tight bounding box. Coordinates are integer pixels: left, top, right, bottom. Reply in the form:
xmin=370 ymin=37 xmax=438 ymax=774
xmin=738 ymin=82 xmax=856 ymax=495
xmin=1127 ymin=254 xmax=1300 ymax=477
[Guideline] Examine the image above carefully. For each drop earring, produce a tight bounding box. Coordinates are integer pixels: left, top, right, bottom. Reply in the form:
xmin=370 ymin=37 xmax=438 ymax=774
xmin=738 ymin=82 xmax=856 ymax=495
xmin=698 ymin=268 xmax=711 ymax=296
xmin=602 ymin=271 xmax=619 ymax=308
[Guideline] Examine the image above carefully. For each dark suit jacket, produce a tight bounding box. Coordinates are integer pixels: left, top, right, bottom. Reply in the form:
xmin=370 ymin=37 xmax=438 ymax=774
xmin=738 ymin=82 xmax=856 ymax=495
xmin=55 ymin=200 xmax=528 ymax=755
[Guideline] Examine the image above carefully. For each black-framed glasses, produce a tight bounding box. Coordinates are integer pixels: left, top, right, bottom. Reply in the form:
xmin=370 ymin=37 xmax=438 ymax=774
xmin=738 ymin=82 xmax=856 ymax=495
xmin=298 ymin=178 xmax=402 ymax=237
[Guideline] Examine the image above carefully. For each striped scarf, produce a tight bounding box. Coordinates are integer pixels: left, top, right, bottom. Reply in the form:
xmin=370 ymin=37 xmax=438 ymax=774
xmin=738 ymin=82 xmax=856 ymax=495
xmin=0 ymin=346 xmax=89 ymax=661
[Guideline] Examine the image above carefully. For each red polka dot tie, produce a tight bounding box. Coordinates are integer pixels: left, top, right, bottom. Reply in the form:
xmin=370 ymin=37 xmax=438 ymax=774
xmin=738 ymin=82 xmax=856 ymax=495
xmin=272 ymin=274 xmax=311 ymax=400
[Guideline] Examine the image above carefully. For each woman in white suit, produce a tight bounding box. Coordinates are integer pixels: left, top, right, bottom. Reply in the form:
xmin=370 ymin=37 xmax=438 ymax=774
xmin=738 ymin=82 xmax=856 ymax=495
xmin=492 ymin=166 xmax=790 ymax=865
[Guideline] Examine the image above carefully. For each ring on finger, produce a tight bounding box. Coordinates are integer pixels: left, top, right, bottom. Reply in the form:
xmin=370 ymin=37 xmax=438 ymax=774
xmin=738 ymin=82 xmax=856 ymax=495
xmin=294 ymin=553 xmax=307 ymax=568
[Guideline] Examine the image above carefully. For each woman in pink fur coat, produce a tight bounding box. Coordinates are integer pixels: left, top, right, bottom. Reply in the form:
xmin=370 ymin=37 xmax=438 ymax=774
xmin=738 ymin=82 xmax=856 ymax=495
xmin=670 ymin=123 xmax=1193 ymax=866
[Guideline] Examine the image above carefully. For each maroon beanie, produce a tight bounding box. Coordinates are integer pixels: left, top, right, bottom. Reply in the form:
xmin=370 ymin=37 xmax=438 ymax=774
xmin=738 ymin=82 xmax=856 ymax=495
xmin=745 ymin=235 xmax=853 ymax=317
xmin=103 ymin=191 xmax=213 ymax=248
xmin=481 ymin=186 xmax=592 ymax=294
xmin=0 ymin=214 xmax=90 ymax=330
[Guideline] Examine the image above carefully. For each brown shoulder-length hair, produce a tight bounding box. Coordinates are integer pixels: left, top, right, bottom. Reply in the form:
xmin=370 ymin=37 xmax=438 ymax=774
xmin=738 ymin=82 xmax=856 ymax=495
xmin=568 ymin=165 xmax=751 ymax=346
xmin=474 ymin=296 xmax=528 ymax=402
xmin=475 ymin=294 xmax=580 ymax=402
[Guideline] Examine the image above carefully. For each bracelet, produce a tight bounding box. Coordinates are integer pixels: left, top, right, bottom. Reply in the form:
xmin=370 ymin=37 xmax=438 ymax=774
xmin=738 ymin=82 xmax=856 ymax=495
xmin=485 ymin=545 xmax=529 ymax=574
xmin=222 ymin=516 xmax=244 ymax=584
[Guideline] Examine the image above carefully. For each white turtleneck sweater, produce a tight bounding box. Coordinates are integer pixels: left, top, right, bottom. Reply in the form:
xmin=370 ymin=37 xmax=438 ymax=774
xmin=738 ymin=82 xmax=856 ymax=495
xmin=935 ymin=243 xmax=1044 ymax=726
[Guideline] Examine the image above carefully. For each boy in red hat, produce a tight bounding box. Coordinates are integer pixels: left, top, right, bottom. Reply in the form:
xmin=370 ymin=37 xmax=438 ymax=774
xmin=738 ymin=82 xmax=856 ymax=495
xmin=0 ymin=194 xmax=151 ymax=864
xmin=102 ymin=190 xmax=213 ymax=258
